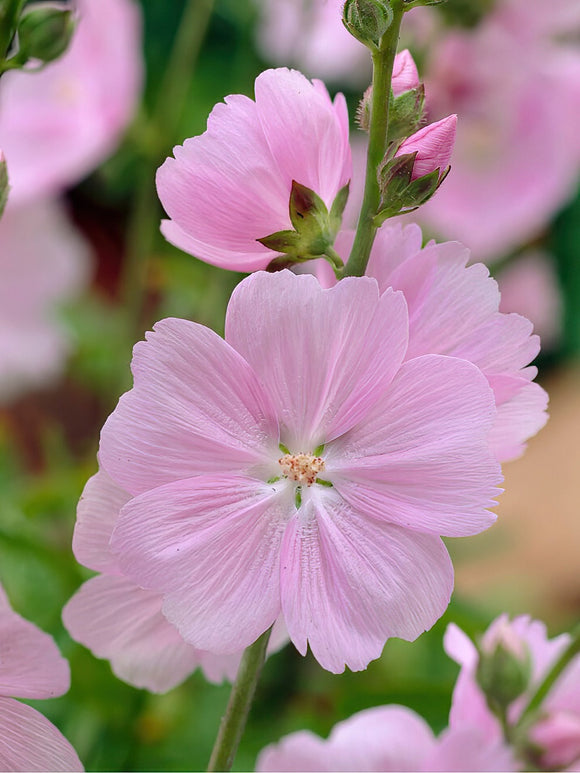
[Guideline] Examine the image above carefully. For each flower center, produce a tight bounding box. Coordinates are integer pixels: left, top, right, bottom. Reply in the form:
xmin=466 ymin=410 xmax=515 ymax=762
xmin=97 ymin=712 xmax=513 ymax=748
xmin=278 ymin=452 xmax=325 ymax=487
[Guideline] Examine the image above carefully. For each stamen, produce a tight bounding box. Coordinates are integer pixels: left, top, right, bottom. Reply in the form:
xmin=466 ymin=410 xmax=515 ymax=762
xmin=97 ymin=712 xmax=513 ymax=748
xmin=278 ymin=452 xmax=326 ymax=487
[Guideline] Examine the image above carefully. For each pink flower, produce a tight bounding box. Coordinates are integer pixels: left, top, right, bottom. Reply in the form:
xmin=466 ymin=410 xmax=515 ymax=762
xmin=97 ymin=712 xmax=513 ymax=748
xmin=397 ymin=114 xmax=457 ymax=179
xmin=392 ymin=50 xmax=420 ymax=96
xmin=311 ymin=223 xmax=548 ymax=462
xmin=62 ymin=469 xmax=288 ymax=692
xmin=0 ymin=583 xmax=83 ymax=771
xmin=445 ymin=615 xmax=580 ymax=770
xmin=97 ymin=270 xmax=501 ymax=673
xmin=0 ymin=199 xmax=91 ymax=402
xmin=0 ymin=0 xmax=143 ymax=204
xmin=156 ymin=68 xmax=351 ymax=272
xmin=256 ymin=704 xmax=515 ymax=771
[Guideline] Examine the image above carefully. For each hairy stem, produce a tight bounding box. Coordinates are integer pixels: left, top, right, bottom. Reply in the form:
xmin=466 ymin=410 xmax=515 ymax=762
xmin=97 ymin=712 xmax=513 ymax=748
xmin=207 ymin=627 xmax=273 ymax=772
xmin=344 ymin=0 xmax=404 ymax=278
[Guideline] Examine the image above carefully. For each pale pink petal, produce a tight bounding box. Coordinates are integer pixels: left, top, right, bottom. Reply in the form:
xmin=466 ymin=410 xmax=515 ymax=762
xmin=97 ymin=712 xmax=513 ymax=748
xmin=99 ymin=317 xmax=278 ymax=496
xmin=392 ymin=50 xmax=420 ymax=96
xmin=255 ymin=69 xmax=351 ymax=207
xmin=225 ymin=270 xmax=408 ymax=450
xmin=72 ymin=469 xmax=129 ymax=573
xmin=257 ymin=706 xmax=436 ymax=772
xmin=530 ymin=711 xmax=580 ymax=770
xmin=280 ymin=488 xmax=453 ymax=673
xmin=0 ymin=697 xmax=83 ymax=772
xmin=111 ymin=475 xmax=288 ymax=654
xmin=0 ymin=585 xmax=70 ymax=700
xmin=62 ymin=574 xmax=238 ymax=693
xmin=397 ymin=115 xmax=457 ymax=179
xmin=329 ymin=356 xmax=501 ymax=537
xmin=428 ymin=725 xmax=517 ymax=772
xmin=487 ymin=376 xmax=548 ymax=461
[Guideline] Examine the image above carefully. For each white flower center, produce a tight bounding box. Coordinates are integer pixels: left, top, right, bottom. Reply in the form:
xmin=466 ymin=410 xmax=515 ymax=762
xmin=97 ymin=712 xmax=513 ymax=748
xmin=278 ymin=452 xmax=325 ymax=487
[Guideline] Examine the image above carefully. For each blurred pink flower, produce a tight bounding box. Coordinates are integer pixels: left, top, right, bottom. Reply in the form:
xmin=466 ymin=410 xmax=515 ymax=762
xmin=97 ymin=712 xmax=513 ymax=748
xmin=0 ymin=0 xmax=143 ymax=204
xmin=397 ymin=114 xmax=457 ymax=179
xmin=256 ymin=704 xmax=515 ymax=771
xmin=445 ymin=615 xmax=580 ymax=771
xmin=0 ymin=583 xmax=83 ymax=771
xmin=98 ymin=270 xmax=501 ymax=673
xmin=0 ymin=199 xmax=91 ymax=402
xmin=311 ymin=223 xmax=548 ymax=462
xmin=416 ymin=13 xmax=580 ymax=260
xmin=62 ymin=469 xmax=288 ymax=693
xmin=157 ymin=68 xmax=351 ymax=272
xmin=497 ymin=252 xmax=562 ymax=349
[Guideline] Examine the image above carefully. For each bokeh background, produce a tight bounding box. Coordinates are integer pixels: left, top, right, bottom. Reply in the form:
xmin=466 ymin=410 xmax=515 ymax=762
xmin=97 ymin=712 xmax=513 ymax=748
xmin=0 ymin=0 xmax=579 ymax=769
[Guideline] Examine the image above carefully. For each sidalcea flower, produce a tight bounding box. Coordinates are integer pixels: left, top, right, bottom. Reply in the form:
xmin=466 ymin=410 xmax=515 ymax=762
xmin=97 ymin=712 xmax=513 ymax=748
xmin=445 ymin=616 xmax=580 ymax=771
xmin=256 ymin=704 xmax=516 ymax=772
xmin=0 ymin=583 xmax=83 ymax=771
xmin=311 ymin=223 xmax=548 ymax=462
xmin=396 ymin=114 xmax=457 ymax=180
xmin=0 ymin=199 xmax=91 ymax=402
xmin=0 ymin=0 xmax=142 ymax=205
xmin=97 ymin=270 xmax=502 ymax=673
xmin=156 ymin=68 xmax=351 ymax=272
xmin=63 ymin=468 xmax=288 ymax=693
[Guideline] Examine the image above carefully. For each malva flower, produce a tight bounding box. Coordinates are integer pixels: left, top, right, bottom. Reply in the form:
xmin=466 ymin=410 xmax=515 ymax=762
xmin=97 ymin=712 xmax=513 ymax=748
xmin=397 ymin=114 xmax=457 ymax=180
xmin=0 ymin=0 xmax=142 ymax=205
xmin=0 ymin=583 xmax=83 ymax=771
xmin=0 ymin=199 xmax=91 ymax=402
xmin=63 ymin=468 xmax=288 ymax=693
xmin=311 ymin=223 xmax=548 ymax=462
xmin=445 ymin=616 xmax=580 ymax=771
xmin=156 ymin=68 xmax=351 ymax=272
xmin=97 ymin=270 xmax=501 ymax=673
xmin=256 ymin=704 xmax=515 ymax=772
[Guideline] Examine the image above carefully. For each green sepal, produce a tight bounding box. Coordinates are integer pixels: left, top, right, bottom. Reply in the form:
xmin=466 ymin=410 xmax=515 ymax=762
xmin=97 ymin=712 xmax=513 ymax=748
xmin=329 ymin=182 xmax=350 ymax=232
xmin=17 ymin=8 xmax=75 ymax=64
xmin=279 ymin=442 xmax=291 ymax=455
xmin=0 ymin=155 xmax=9 ymax=219
xmin=388 ymin=85 xmax=425 ymax=140
xmin=342 ymin=0 xmax=393 ymax=50
xmin=257 ymin=230 xmax=302 ymax=253
xmin=476 ymin=640 xmax=532 ymax=716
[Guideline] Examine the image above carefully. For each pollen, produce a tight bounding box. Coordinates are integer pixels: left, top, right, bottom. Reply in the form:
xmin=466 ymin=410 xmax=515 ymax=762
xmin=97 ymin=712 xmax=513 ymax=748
xmin=278 ymin=452 xmax=326 ymax=487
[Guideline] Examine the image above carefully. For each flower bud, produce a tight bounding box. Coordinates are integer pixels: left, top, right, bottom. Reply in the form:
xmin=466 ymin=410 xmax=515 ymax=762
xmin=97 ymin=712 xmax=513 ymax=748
xmin=0 ymin=152 xmax=8 ymax=218
xmin=476 ymin=620 xmax=532 ymax=714
xmin=17 ymin=7 xmax=75 ymax=65
xmin=392 ymin=50 xmax=420 ymax=97
xmin=342 ymin=0 xmax=393 ymax=50
xmin=397 ymin=114 xmax=457 ymax=179
xmin=529 ymin=712 xmax=580 ymax=770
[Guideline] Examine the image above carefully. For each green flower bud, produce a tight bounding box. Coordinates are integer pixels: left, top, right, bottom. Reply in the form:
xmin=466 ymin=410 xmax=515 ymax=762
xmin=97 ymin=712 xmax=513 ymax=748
xmin=18 ymin=7 xmax=75 ymax=65
xmin=342 ymin=0 xmax=394 ymax=50
xmin=476 ymin=623 xmax=532 ymax=715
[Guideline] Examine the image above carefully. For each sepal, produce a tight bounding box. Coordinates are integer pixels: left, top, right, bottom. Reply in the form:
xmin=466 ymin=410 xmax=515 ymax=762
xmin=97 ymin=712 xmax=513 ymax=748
xmin=388 ymin=85 xmax=425 ymax=140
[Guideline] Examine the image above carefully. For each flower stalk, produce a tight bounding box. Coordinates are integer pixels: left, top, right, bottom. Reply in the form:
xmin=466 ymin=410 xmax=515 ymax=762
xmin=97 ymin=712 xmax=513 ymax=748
xmin=207 ymin=627 xmax=273 ymax=772
xmin=344 ymin=0 xmax=405 ymax=277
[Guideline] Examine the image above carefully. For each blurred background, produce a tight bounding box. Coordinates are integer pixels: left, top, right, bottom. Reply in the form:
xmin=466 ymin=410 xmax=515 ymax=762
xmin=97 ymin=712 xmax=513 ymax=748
xmin=0 ymin=0 xmax=579 ymax=769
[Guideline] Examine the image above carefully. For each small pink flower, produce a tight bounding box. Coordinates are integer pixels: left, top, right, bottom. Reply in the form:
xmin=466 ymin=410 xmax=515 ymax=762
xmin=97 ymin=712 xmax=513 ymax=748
xmin=397 ymin=114 xmax=457 ymax=180
xmin=392 ymin=49 xmax=420 ymax=97
xmin=445 ymin=615 xmax=580 ymax=770
xmin=97 ymin=270 xmax=501 ymax=673
xmin=311 ymin=223 xmax=548 ymax=462
xmin=63 ymin=469 xmax=288 ymax=693
xmin=0 ymin=199 xmax=91 ymax=402
xmin=256 ymin=704 xmax=515 ymax=771
xmin=156 ymin=68 xmax=351 ymax=272
xmin=0 ymin=583 xmax=83 ymax=771
xmin=0 ymin=0 xmax=143 ymax=204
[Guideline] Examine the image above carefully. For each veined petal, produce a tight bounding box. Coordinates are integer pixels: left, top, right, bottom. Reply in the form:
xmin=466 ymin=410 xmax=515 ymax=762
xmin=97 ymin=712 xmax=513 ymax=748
xmin=0 ymin=698 xmax=83 ymax=772
xmin=329 ymin=355 xmax=501 ymax=537
xmin=280 ymin=488 xmax=453 ymax=673
xmin=100 ymin=317 xmax=278 ymax=496
xmin=225 ymin=271 xmax=408 ymax=450
xmin=111 ymin=475 xmax=289 ymax=654
xmin=487 ymin=376 xmax=548 ymax=461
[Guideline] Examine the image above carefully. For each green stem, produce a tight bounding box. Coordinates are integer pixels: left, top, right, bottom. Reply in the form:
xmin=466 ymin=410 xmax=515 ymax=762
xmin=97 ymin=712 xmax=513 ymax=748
xmin=517 ymin=622 xmax=580 ymax=727
xmin=0 ymin=0 xmax=25 ymax=66
xmin=207 ymin=627 xmax=272 ymax=772
xmin=344 ymin=1 xmax=404 ymax=278
xmin=120 ymin=0 xmax=215 ymax=342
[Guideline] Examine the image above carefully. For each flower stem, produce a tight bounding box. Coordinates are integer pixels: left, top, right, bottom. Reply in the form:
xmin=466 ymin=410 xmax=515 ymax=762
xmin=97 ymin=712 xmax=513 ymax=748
xmin=517 ymin=622 xmax=580 ymax=727
xmin=207 ymin=627 xmax=273 ymax=772
xmin=344 ymin=0 xmax=404 ymax=278
xmin=0 ymin=0 xmax=25 ymax=73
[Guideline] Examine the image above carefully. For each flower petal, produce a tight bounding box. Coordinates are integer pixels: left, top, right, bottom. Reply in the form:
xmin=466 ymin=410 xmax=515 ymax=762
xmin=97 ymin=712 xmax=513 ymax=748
xmin=280 ymin=488 xmax=453 ymax=673
xmin=100 ymin=317 xmax=278 ymax=496
xmin=0 ymin=697 xmax=82 ymax=772
xmin=0 ymin=585 xmax=70 ymax=699
xmin=487 ymin=376 xmax=548 ymax=461
xmin=225 ymin=271 xmax=408 ymax=450
xmin=330 ymin=355 xmax=501 ymax=537
xmin=111 ymin=475 xmax=288 ymax=653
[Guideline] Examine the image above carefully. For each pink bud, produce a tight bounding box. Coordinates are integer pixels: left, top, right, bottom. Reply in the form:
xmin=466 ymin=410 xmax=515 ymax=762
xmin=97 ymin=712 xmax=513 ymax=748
xmin=392 ymin=49 xmax=420 ymax=97
xmin=397 ymin=114 xmax=457 ymax=179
